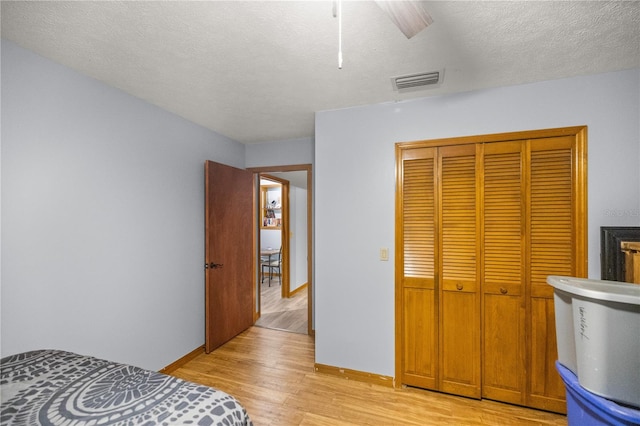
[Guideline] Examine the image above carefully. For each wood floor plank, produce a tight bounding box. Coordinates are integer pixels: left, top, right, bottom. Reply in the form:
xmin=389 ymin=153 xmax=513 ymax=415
xmin=169 ymin=327 xmax=567 ymax=426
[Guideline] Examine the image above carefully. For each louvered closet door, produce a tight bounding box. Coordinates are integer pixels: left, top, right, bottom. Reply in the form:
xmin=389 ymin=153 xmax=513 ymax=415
xmin=398 ymin=147 xmax=438 ymax=390
xmin=438 ymin=144 xmax=481 ymax=398
xmin=481 ymin=142 xmax=526 ymax=404
xmin=526 ymin=136 xmax=575 ymax=412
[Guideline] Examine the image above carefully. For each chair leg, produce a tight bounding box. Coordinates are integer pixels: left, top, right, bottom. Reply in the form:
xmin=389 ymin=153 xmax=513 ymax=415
xmin=266 ymin=265 xmax=271 ymax=286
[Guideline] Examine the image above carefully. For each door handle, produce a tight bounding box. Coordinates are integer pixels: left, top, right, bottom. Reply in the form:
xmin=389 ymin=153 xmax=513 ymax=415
xmin=205 ymin=263 xmax=224 ymax=270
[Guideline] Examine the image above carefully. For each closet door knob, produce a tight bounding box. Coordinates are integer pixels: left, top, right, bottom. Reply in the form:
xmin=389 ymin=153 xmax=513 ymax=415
xmin=500 ymin=287 xmax=508 ymax=294
xmin=456 ymin=283 xmax=463 ymax=291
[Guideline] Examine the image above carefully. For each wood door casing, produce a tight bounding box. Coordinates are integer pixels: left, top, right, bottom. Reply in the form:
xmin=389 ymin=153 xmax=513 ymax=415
xmin=260 ymin=174 xmax=290 ymax=300
xmin=205 ymin=160 xmax=255 ymax=353
xmin=249 ymin=164 xmax=314 ymax=336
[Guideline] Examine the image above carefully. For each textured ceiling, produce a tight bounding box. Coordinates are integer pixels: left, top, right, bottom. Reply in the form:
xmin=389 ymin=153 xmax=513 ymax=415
xmin=2 ymin=1 xmax=639 ymax=144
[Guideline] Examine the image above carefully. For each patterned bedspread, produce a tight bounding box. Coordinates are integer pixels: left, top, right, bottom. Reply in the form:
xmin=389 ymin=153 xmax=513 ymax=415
xmin=0 ymin=349 xmax=253 ymax=426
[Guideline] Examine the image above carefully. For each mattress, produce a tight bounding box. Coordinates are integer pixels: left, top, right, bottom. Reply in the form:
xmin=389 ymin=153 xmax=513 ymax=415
xmin=0 ymin=349 xmax=253 ymax=425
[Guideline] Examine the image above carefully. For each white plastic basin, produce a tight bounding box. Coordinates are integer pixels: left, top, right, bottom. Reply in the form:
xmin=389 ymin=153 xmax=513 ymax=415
xmin=547 ymin=275 xmax=640 ymax=409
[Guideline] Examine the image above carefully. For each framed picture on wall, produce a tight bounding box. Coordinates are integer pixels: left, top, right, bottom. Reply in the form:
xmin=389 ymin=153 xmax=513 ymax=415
xmin=600 ymin=226 xmax=640 ymax=281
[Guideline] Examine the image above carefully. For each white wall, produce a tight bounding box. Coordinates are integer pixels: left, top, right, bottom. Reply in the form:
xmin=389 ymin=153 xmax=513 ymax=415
xmin=0 ymin=40 xmax=246 ymax=370
xmin=314 ymin=69 xmax=640 ymax=377
xmin=260 ymin=229 xmax=282 ymax=251
xmin=290 ymin=186 xmax=308 ymax=291
xmin=245 ymin=137 xmax=313 ymax=168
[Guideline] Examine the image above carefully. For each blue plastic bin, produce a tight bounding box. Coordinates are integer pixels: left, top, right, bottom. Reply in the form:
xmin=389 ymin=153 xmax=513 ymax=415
xmin=557 ymin=362 xmax=640 ymax=425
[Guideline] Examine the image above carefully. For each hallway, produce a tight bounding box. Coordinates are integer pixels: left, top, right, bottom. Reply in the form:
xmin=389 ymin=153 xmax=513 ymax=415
xmin=255 ymin=278 xmax=308 ymax=334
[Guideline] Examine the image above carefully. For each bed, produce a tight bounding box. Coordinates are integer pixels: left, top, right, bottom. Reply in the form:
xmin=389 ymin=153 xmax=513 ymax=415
xmin=0 ymin=349 xmax=253 ymax=425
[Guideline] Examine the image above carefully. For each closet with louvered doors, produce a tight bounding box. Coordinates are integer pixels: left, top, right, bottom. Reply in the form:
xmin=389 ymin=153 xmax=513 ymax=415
xmin=395 ymin=127 xmax=587 ymax=414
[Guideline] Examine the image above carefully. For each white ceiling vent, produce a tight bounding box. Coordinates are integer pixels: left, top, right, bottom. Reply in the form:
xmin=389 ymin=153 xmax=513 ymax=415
xmin=392 ymin=70 xmax=443 ymax=92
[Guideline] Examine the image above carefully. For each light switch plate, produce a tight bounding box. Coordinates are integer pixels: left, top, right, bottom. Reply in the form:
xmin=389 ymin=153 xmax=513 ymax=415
xmin=380 ymin=248 xmax=389 ymax=261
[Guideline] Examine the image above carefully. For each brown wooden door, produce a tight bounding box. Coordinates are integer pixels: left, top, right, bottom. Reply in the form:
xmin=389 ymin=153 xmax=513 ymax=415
xmin=205 ymin=160 xmax=255 ymax=353
xmin=438 ymin=144 xmax=481 ymax=399
xmin=481 ymin=141 xmax=526 ymax=405
xmin=397 ymin=147 xmax=438 ymax=390
xmin=526 ymin=136 xmax=576 ymax=412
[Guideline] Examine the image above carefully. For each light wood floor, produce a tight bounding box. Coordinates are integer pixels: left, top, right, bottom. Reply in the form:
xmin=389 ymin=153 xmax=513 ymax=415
xmin=255 ymin=277 xmax=308 ymax=334
xmin=169 ymin=327 xmax=567 ymax=426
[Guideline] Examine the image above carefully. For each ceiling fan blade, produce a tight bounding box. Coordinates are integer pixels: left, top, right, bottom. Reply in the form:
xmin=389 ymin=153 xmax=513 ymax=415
xmin=375 ymin=1 xmax=433 ymax=39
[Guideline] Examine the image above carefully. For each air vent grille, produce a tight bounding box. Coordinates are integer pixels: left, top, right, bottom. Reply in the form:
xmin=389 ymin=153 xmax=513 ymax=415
xmin=392 ymin=70 xmax=443 ymax=92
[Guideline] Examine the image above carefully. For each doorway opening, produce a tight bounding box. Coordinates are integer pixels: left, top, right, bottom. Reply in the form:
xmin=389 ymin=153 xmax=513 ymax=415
xmin=249 ymin=165 xmax=313 ymax=336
